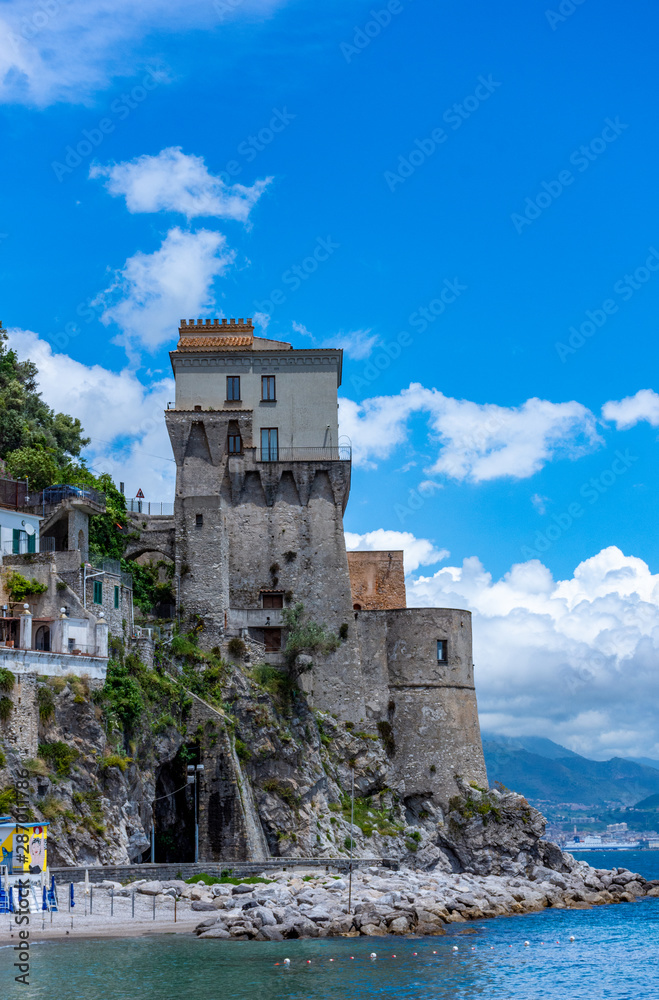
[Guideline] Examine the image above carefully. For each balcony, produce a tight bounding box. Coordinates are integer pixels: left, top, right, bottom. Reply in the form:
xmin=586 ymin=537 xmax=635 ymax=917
xmin=228 ymin=608 xmax=284 ymax=629
xmin=255 ymin=445 xmax=352 ymax=463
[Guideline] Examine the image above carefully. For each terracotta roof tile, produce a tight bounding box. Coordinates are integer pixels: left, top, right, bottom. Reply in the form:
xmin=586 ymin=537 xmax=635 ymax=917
xmin=177 ymin=336 xmax=253 ymax=350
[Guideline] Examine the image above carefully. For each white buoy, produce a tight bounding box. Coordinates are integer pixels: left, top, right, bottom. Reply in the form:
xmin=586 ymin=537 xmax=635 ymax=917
xmin=283 ymin=958 xmax=291 ymax=966
xmin=569 ymin=935 xmax=575 ymax=943
xmin=370 ymin=952 xmax=377 ymax=960
xmin=452 ymin=945 xmax=459 ymax=952
xmin=524 ymin=941 xmax=530 ymax=947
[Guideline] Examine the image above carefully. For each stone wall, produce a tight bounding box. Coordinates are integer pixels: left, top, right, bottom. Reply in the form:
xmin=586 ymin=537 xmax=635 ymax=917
xmin=2 ymin=671 xmax=38 ymax=758
xmin=355 ymin=607 xmax=487 ymax=810
xmin=347 ymin=550 xmax=406 ymax=610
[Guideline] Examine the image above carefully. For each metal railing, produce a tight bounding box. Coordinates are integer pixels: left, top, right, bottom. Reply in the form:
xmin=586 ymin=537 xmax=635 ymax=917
xmin=256 ymin=445 xmax=352 ymax=463
xmin=126 ymin=500 xmax=174 ymax=515
xmin=1 ymin=536 xmax=56 ymax=557
xmin=23 ymin=485 xmax=106 ymax=516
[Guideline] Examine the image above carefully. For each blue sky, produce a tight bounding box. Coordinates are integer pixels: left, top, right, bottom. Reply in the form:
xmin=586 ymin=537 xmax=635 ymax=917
xmin=2 ymin=0 xmax=659 ymax=758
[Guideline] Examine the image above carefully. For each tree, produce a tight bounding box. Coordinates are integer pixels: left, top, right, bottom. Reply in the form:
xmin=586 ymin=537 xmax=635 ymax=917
xmin=0 ymin=324 xmax=89 ymax=467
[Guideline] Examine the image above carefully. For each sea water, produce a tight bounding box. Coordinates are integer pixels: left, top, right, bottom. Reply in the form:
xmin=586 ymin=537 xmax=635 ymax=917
xmin=3 ymin=850 xmax=659 ymax=1000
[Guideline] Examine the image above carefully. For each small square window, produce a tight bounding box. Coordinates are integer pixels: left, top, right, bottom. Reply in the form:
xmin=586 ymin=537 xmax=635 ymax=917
xmin=196 ymin=514 xmax=203 ymax=528
xmin=261 ymin=375 xmax=276 ymax=401
xmin=227 ymin=376 xmax=240 ymax=401
xmin=437 ymin=639 xmax=447 ymax=663
xmin=114 ymin=586 xmax=120 ymax=609
xmin=262 ymin=592 xmax=283 ymax=609
xmin=93 ymin=580 xmax=103 ymax=605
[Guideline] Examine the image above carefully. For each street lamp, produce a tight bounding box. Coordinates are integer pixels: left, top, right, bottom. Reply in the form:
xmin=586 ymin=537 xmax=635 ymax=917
xmin=187 ymin=764 xmax=205 ymax=863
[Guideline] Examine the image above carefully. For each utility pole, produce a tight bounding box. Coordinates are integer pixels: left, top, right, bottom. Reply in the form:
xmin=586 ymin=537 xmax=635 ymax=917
xmin=348 ymin=763 xmax=355 ymax=913
xmin=187 ymin=764 xmax=205 ymax=863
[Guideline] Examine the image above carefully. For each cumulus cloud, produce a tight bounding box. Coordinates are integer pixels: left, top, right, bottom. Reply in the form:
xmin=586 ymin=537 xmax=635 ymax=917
xmin=7 ymin=328 xmax=175 ymax=498
xmin=345 ymin=529 xmax=449 ymax=575
xmin=339 ymin=384 xmax=602 ymax=481
xmin=90 ymin=148 xmax=271 ymax=223
xmin=93 ymin=226 xmax=234 ymax=353
xmin=406 ymin=544 xmax=659 ymax=759
xmin=292 ymin=321 xmax=379 ymax=361
xmin=0 ymin=0 xmax=288 ymax=106
xmin=602 ymin=389 xmax=659 ymax=430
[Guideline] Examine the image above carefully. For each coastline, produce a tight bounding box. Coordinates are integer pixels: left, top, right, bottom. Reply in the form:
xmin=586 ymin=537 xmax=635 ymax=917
xmin=4 ymin=860 xmax=657 ymax=944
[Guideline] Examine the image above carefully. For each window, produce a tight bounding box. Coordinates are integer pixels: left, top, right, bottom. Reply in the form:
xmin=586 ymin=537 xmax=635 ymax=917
xmin=114 ymin=586 xmax=120 ymax=609
xmin=261 ymin=375 xmax=276 ymax=401
xmin=93 ymin=580 xmax=103 ymax=604
xmin=437 ymin=639 xmax=447 ymax=663
xmin=226 ymin=376 xmax=241 ymax=401
xmin=262 ymin=592 xmax=283 ymax=609
xmin=260 ymin=427 xmax=278 ymax=461
xmin=196 ymin=514 xmax=204 ymax=528
xmin=228 ymin=433 xmax=242 ymax=455
xmin=263 ymin=628 xmax=282 ymax=652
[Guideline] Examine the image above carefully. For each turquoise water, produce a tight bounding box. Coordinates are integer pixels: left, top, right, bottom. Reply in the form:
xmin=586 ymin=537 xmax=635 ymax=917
xmin=3 ymin=851 xmax=659 ymax=999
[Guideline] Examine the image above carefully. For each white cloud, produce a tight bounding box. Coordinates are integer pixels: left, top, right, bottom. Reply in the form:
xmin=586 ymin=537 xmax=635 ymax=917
xmin=292 ymin=322 xmax=379 ymax=360
xmin=7 ymin=328 xmax=175 ymax=498
xmin=345 ymin=528 xmax=449 ymax=575
xmin=339 ymin=384 xmax=602 ymax=481
xmin=0 ymin=0 xmax=289 ymax=107
xmin=90 ymin=147 xmax=271 ymax=223
xmin=602 ymin=389 xmax=659 ymax=430
xmin=531 ymin=493 xmax=549 ymax=515
xmin=406 ymin=543 xmax=659 ymax=759
xmin=93 ymin=226 xmax=234 ymax=353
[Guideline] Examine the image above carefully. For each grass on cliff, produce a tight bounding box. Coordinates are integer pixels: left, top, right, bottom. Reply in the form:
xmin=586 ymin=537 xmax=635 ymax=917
xmin=337 ymin=794 xmax=403 ymax=838
xmin=185 ymin=873 xmax=274 ymax=886
xmin=449 ymin=788 xmax=503 ymax=827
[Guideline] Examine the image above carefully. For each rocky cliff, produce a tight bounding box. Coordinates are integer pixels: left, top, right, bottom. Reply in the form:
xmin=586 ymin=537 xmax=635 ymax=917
xmin=0 ymin=639 xmax=572 ymax=878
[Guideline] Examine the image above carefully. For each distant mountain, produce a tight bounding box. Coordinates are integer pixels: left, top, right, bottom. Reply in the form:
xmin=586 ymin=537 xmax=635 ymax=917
xmin=633 ymin=793 xmax=659 ymax=810
xmin=629 ymin=757 xmax=659 ymax=772
xmin=482 ymin=733 xmax=659 ymax=808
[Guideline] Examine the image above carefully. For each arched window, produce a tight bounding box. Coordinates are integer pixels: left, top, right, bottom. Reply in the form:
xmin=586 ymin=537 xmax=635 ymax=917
xmin=35 ymin=626 xmax=50 ymax=652
xmin=353 ymin=603 xmax=362 ymax=611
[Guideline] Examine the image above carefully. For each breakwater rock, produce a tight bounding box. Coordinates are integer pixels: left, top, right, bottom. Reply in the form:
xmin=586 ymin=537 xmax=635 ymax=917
xmin=189 ymin=862 xmax=659 ymax=940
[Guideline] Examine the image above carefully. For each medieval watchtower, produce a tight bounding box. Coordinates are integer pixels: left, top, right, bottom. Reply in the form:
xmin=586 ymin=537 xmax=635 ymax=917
xmin=165 ymin=316 xmax=487 ymax=803
xmin=165 ymin=318 xmax=366 ymax=718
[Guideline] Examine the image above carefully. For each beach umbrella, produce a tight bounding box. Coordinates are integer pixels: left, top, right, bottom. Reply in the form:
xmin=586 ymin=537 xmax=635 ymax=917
xmin=9 ymin=886 xmax=14 ymax=913
xmin=42 ymin=885 xmax=47 ymax=911
xmin=69 ymin=882 xmax=75 ymax=908
xmin=84 ymin=869 xmax=90 ymax=895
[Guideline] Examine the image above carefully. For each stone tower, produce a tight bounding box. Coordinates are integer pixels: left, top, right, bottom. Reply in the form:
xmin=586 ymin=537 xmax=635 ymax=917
xmin=165 ymin=317 xmax=487 ymax=807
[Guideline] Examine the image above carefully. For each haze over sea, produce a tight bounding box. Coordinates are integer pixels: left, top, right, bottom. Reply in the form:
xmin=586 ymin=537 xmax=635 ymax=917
xmin=4 ymin=852 xmax=657 ymax=1000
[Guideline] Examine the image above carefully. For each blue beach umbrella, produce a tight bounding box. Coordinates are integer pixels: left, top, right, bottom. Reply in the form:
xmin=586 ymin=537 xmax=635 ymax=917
xmin=9 ymin=886 xmax=14 ymax=913
xmin=69 ymin=883 xmax=75 ymax=908
xmin=42 ymin=885 xmax=47 ymax=911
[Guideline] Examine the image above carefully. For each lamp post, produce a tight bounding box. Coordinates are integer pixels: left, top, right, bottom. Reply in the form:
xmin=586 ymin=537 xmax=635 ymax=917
xmin=187 ymin=764 xmax=205 ymax=863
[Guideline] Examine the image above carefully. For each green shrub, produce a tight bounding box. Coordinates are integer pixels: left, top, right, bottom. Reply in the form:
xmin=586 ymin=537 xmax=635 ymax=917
xmin=227 ymin=637 xmax=246 ymax=659
xmin=261 ymin=778 xmax=299 ymax=810
xmin=377 ymin=720 xmax=396 ymax=756
xmin=102 ymin=659 xmax=144 ymax=727
xmin=282 ymin=603 xmax=341 ymax=676
xmin=0 ymin=786 xmax=16 ymax=811
xmin=185 ymin=873 xmax=273 ymax=886
xmin=99 ymin=753 xmax=131 ymax=773
xmin=0 ymin=748 xmax=6 ymax=769
xmin=0 ymin=697 xmax=13 ymax=722
xmin=235 ymin=738 xmax=251 ymax=762
xmin=38 ymin=741 xmax=78 ymax=776
xmin=4 ymin=570 xmax=48 ymax=601
xmin=37 ymin=684 xmax=55 ymax=723
xmin=0 ymin=667 xmax=15 ymax=693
